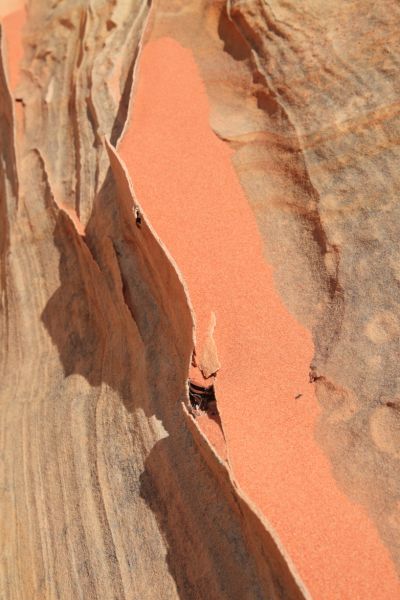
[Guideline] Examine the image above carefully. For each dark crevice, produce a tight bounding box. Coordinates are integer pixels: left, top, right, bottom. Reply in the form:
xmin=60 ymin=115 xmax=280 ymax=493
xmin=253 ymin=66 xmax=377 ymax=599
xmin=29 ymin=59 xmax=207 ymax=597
xmin=69 ymin=9 xmax=88 ymax=219
xmin=188 ymin=380 xmax=216 ymax=411
xmin=218 ymin=5 xmax=251 ymax=62
xmin=110 ymin=45 xmax=140 ymax=146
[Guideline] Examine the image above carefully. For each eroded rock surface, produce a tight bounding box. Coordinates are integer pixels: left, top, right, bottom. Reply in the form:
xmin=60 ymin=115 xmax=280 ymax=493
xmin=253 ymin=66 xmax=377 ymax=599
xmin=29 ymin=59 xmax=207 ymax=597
xmin=218 ymin=0 xmax=400 ymax=573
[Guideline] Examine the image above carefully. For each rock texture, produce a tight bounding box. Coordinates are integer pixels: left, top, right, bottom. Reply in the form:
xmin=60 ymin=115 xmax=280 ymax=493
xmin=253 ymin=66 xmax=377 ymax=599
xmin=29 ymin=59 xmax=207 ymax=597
xmin=0 ymin=2 xmax=309 ymax=599
xmin=211 ymin=0 xmax=400 ymax=575
xmin=2 ymin=0 xmax=400 ymax=598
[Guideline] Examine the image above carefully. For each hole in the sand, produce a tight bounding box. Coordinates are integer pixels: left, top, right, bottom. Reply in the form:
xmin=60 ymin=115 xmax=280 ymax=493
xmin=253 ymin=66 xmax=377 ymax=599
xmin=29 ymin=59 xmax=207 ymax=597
xmin=385 ymin=401 xmax=400 ymax=409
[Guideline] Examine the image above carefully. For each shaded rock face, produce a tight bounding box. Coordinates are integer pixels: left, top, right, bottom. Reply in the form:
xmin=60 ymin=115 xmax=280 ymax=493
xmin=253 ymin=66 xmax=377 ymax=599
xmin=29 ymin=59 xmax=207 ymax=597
xmin=0 ymin=2 xmax=308 ymax=599
xmin=149 ymin=0 xmax=400 ymax=573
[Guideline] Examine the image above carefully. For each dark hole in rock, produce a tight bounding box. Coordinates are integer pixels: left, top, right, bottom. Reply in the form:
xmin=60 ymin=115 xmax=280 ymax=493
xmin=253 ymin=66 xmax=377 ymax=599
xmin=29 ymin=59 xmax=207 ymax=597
xmin=188 ymin=380 xmax=216 ymax=412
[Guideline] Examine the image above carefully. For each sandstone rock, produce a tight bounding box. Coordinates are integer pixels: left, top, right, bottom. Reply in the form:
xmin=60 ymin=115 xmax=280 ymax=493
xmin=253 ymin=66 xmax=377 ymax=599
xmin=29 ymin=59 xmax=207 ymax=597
xmin=2 ymin=0 xmax=400 ymax=597
xmin=0 ymin=2 xmax=308 ymax=599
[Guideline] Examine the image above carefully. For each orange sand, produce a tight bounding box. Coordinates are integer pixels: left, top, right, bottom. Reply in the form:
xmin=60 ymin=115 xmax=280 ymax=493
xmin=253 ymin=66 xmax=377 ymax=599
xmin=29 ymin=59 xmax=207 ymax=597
xmin=119 ymin=37 xmax=400 ymax=599
xmin=2 ymin=8 xmax=24 ymax=92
